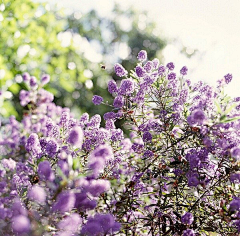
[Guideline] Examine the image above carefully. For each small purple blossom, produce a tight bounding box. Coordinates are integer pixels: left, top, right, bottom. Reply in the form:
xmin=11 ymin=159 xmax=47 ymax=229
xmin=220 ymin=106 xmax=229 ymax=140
xmin=68 ymin=126 xmax=83 ymax=148
xmin=188 ymin=109 xmax=206 ymax=125
xmin=28 ymin=186 xmax=46 ymax=203
xmin=12 ymin=215 xmax=31 ymax=235
xmin=41 ymin=74 xmax=50 ymax=85
xmin=38 ymin=160 xmax=54 ymax=181
xmin=52 ymin=191 xmax=76 ymax=213
xmin=231 ymin=147 xmax=240 ymax=160
xmin=230 ymin=198 xmax=240 ymax=211
xmin=152 ymin=58 xmax=159 ymax=69
xmin=143 ymin=131 xmax=152 ymax=142
xmin=158 ymin=65 xmax=165 ymax=76
xmin=181 ymin=212 xmax=194 ymax=225
xmin=180 ymin=66 xmax=188 ymax=75
xmin=92 ymin=95 xmax=103 ymax=105
xmin=113 ymin=95 xmax=124 ymax=108
xmin=118 ymin=78 xmax=135 ymax=95
xmin=166 ymin=62 xmax=175 ymax=70
xmin=143 ymin=61 xmax=153 ymax=72
xmin=143 ymin=150 xmax=154 ymax=158
xmin=167 ymin=72 xmax=176 ymax=80
xmin=29 ymin=76 xmax=38 ymax=89
xmin=22 ymin=72 xmax=30 ymax=82
xmin=58 ymin=213 xmax=82 ymax=233
xmin=108 ymin=80 xmax=118 ymax=94
xmin=137 ymin=50 xmax=147 ymax=62
xmin=224 ymin=73 xmax=232 ymax=84
xmin=114 ymin=63 xmax=128 ymax=77
xmin=135 ymin=66 xmax=146 ymax=77
xmin=183 ymin=229 xmax=196 ymax=236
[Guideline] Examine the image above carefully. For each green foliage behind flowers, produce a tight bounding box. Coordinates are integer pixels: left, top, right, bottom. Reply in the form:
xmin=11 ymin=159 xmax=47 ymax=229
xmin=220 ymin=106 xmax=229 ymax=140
xmin=0 ymin=0 xmax=166 ymax=120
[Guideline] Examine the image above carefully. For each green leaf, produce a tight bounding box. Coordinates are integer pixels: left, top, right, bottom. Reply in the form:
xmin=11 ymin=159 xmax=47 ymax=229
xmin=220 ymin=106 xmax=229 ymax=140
xmin=214 ymin=100 xmax=223 ymax=114
xmin=220 ymin=116 xmax=240 ymax=123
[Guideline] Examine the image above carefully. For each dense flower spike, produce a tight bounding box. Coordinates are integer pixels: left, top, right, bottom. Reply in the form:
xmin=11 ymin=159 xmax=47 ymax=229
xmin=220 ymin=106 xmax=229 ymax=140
xmin=108 ymin=80 xmax=118 ymax=94
xmin=1 ymin=52 xmax=240 ymax=235
xmin=114 ymin=63 xmax=128 ymax=77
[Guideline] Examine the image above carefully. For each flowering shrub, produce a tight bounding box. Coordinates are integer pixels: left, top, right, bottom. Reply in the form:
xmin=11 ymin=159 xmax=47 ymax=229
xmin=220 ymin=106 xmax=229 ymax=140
xmin=1 ymin=50 xmax=240 ymax=235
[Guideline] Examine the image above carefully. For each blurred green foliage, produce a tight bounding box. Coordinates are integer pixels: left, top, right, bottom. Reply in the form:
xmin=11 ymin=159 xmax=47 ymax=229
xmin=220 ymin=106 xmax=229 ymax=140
xmin=0 ymin=0 xmax=166 ymax=119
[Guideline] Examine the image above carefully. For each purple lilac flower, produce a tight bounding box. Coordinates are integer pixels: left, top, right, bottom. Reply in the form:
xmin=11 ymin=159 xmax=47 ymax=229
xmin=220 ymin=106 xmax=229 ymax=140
xmin=52 ymin=191 xmax=76 ymax=213
xmin=28 ymin=185 xmax=46 ymax=203
xmin=114 ymin=63 xmax=128 ymax=77
xmin=143 ymin=61 xmax=153 ymax=72
xmin=68 ymin=126 xmax=83 ymax=148
xmin=143 ymin=131 xmax=152 ymax=142
xmin=183 ymin=229 xmax=196 ymax=236
xmin=230 ymin=173 xmax=240 ymax=183
xmin=30 ymin=76 xmax=38 ymax=89
xmin=103 ymin=112 xmax=116 ymax=120
xmin=88 ymin=114 xmax=101 ymax=128
xmin=92 ymin=144 xmax=113 ymax=161
xmin=58 ymin=160 xmax=69 ymax=176
xmin=188 ymin=176 xmax=199 ymax=187
xmin=38 ymin=89 xmax=54 ymax=104
xmin=118 ymin=78 xmax=135 ymax=95
xmin=181 ymin=212 xmax=194 ymax=225
xmin=158 ymin=65 xmax=165 ymax=76
xmin=120 ymin=138 xmax=132 ymax=150
xmin=81 ymin=214 xmax=121 ymax=235
xmin=19 ymin=90 xmax=30 ymax=106
xmin=143 ymin=150 xmax=154 ymax=158
xmin=1 ymin=158 xmax=16 ymax=170
xmin=108 ymin=80 xmax=118 ymax=94
xmin=45 ymin=139 xmax=58 ymax=157
xmin=135 ymin=66 xmax=146 ymax=77
xmin=88 ymin=158 xmax=105 ymax=178
xmin=187 ymin=109 xmax=206 ymax=126
xmin=180 ymin=66 xmax=188 ymax=75
xmin=111 ymin=128 xmax=124 ymax=142
xmin=41 ymin=74 xmax=50 ymax=86
xmin=81 ymin=221 xmax=103 ymax=236
xmin=11 ymin=199 xmax=27 ymax=216
xmin=38 ymin=160 xmax=54 ymax=181
xmin=166 ymin=62 xmax=175 ymax=70
xmin=80 ymin=112 xmax=89 ymax=124
xmin=192 ymin=109 xmax=206 ymax=125
xmin=87 ymin=179 xmax=110 ymax=197
xmin=12 ymin=215 xmax=31 ymax=235
xmin=25 ymin=133 xmax=42 ymax=157
xmin=224 ymin=73 xmax=232 ymax=84
xmin=167 ymin=72 xmax=176 ymax=80
xmin=59 ymin=111 xmax=70 ymax=128
xmin=231 ymin=147 xmax=240 ymax=160
xmin=152 ymin=58 xmax=159 ymax=69
xmin=113 ymin=95 xmax=124 ymax=108
xmin=229 ymin=198 xmax=240 ymax=211
xmin=132 ymin=143 xmax=144 ymax=154
xmin=22 ymin=72 xmax=30 ymax=82
xmin=74 ymin=192 xmax=97 ymax=211
xmin=234 ymin=97 xmax=240 ymax=102
xmin=105 ymin=119 xmax=115 ymax=129
xmin=137 ymin=50 xmax=147 ymax=62
xmin=92 ymin=95 xmax=103 ymax=105
xmin=57 ymin=213 xmax=82 ymax=233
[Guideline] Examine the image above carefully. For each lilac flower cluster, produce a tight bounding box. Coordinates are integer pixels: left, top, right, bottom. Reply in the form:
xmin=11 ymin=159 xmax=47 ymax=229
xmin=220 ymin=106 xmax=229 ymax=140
xmin=1 ymin=50 xmax=240 ymax=235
